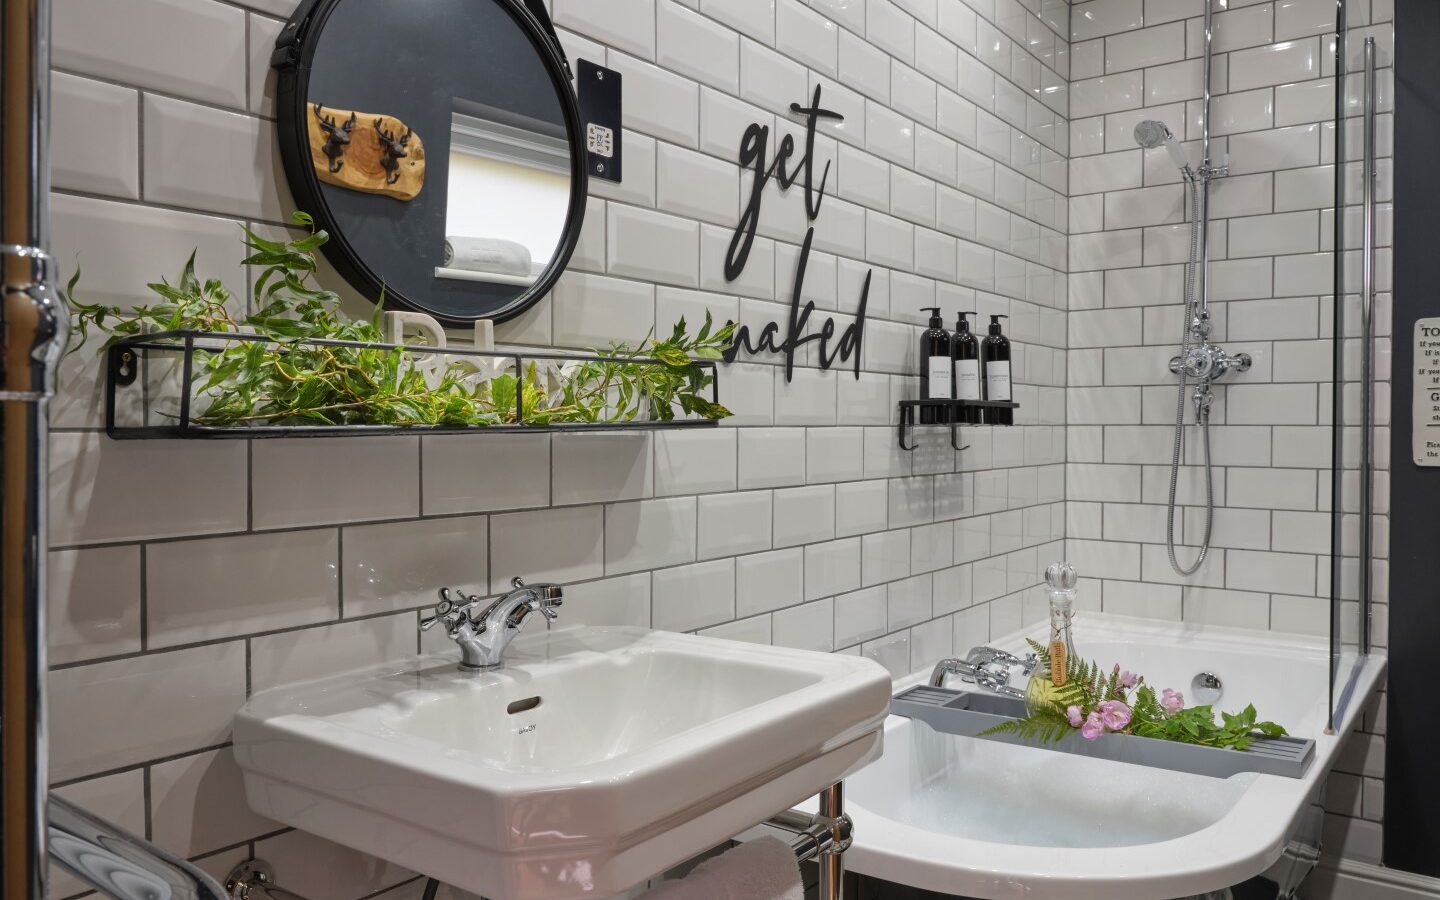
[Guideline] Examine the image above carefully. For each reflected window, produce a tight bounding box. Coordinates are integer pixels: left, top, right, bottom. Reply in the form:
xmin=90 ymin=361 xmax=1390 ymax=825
xmin=440 ymin=101 xmax=572 ymax=286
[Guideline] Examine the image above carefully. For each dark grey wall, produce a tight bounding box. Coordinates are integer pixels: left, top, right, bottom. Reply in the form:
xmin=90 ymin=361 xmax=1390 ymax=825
xmin=1385 ymin=0 xmax=1440 ymax=875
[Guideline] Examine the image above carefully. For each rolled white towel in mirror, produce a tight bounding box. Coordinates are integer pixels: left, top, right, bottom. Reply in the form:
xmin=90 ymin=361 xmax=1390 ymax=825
xmin=441 ymin=237 xmax=532 ymax=276
xmin=639 ymin=837 xmax=803 ymax=900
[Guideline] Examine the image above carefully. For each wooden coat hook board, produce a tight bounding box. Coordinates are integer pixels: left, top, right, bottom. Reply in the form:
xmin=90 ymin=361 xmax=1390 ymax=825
xmin=308 ymin=102 xmax=426 ymax=201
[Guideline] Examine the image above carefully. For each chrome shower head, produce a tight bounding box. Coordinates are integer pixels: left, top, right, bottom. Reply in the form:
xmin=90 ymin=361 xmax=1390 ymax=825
xmin=1133 ymin=119 xmax=1173 ymax=150
xmin=1134 ymin=120 xmax=1191 ymax=174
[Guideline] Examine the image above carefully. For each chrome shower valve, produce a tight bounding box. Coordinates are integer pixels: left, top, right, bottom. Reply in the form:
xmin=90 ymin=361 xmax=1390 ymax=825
xmin=1197 ymin=161 xmax=1230 ymax=181
xmin=1169 ymin=345 xmax=1252 ymax=383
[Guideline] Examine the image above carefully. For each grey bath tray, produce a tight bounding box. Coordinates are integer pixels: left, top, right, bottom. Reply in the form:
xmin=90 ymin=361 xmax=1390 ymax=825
xmin=892 ymin=685 xmax=1315 ymax=779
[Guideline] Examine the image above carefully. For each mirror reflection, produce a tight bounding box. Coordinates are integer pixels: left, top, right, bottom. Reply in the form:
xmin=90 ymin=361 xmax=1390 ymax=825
xmin=278 ymin=0 xmax=582 ymax=324
xmin=440 ymin=103 xmax=572 ymax=287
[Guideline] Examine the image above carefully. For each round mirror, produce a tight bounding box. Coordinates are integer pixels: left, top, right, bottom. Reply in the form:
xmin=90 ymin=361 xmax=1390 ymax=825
xmin=273 ymin=0 xmax=587 ymax=325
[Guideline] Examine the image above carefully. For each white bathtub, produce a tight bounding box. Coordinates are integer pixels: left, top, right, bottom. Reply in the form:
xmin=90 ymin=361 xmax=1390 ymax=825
xmin=839 ymin=615 xmax=1386 ymax=900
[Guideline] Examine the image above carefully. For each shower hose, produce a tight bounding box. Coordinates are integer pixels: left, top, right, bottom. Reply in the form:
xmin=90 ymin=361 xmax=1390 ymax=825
xmin=1167 ymin=172 xmax=1215 ymax=577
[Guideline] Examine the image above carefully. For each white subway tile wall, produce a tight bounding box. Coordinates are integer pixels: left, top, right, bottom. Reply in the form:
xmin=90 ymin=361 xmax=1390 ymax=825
xmin=1065 ymin=0 xmax=1392 ymax=866
xmin=42 ymin=0 xmax=1391 ymax=893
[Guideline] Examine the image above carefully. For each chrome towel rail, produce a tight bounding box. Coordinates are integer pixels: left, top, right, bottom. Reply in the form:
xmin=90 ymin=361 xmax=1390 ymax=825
xmin=47 ymin=794 xmax=228 ymax=900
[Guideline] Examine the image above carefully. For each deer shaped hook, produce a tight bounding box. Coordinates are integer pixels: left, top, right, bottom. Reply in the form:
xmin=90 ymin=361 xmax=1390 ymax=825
xmin=374 ymin=118 xmax=412 ymax=186
xmin=314 ymin=104 xmax=356 ymax=173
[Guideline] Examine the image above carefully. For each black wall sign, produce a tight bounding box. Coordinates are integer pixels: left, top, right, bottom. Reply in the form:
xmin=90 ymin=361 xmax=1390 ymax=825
xmin=721 ymin=86 xmax=870 ymax=381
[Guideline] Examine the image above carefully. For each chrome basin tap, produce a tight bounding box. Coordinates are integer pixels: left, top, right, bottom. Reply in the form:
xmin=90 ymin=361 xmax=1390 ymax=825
xmin=421 ymin=577 xmax=563 ymax=670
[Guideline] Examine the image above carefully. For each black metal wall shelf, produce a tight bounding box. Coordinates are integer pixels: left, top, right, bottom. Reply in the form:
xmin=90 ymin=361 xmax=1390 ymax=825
xmin=102 ymin=330 xmax=721 ymax=440
xmin=897 ymin=399 xmax=1019 ymax=452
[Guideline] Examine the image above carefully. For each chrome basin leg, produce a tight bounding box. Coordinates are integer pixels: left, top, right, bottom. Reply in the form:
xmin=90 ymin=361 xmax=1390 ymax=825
xmin=770 ymin=780 xmax=853 ymax=898
xmin=818 ymin=782 xmax=846 ymax=900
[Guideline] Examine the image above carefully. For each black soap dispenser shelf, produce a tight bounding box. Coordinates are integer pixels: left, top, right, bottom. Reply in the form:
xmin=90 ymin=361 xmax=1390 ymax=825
xmin=896 ymin=399 xmax=1020 ymax=452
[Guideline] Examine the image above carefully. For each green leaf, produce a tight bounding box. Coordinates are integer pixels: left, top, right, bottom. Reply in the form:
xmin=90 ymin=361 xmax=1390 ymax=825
xmin=289 ymin=231 xmax=329 ymax=251
xmin=65 ymin=263 xmax=82 ymax=301
xmin=652 ymin=346 xmax=691 ymax=368
xmin=178 ymin=251 xmax=200 ymax=295
xmin=242 ymin=227 xmax=287 ymax=254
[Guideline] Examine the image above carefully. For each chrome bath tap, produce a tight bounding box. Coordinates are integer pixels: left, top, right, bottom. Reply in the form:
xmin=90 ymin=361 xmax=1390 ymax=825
xmin=421 ymin=577 xmax=564 ymax=670
xmin=930 ymin=646 xmax=1038 ymax=698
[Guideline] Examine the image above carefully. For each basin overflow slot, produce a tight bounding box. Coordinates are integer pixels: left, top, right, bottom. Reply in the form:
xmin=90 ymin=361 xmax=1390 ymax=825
xmin=507 ymin=696 xmax=542 ymax=715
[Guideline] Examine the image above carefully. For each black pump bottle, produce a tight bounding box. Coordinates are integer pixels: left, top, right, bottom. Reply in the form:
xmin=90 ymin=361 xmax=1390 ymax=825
xmin=951 ymin=311 xmax=980 ymax=425
xmin=919 ymin=307 xmax=951 ymax=424
xmin=981 ymin=314 xmax=1012 ymax=425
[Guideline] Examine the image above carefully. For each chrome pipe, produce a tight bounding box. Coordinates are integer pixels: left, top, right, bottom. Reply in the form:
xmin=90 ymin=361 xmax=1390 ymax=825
xmin=48 ymin=794 xmax=228 ymax=900
xmin=1196 ymin=0 xmax=1214 ymax=328
xmin=225 ymin=859 xmax=311 ymax=900
xmin=2 ymin=0 xmax=68 ymax=895
xmin=1359 ymin=36 xmax=1376 ymax=652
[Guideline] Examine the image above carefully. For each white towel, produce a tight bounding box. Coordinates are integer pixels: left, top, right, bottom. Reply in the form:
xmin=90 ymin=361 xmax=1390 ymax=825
xmin=441 ymin=237 xmax=532 ymax=276
xmin=640 ymin=837 xmax=804 ymax=900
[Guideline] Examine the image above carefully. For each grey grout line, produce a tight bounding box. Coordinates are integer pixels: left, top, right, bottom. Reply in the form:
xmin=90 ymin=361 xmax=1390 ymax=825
xmin=141 ymin=766 xmax=153 ymax=842
xmin=245 ymin=439 xmax=254 ymax=532
xmin=51 ymin=185 xmax=295 ymax=232
xmin=336 ymin=525 xmax=345 ymax=620
xmin=51 ymin=740 xmax=238 ymax=790
xmin=138 ymin=543 xmax=148 ymax=652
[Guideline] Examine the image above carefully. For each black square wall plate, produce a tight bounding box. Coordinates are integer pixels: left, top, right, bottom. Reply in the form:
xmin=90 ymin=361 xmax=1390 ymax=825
xmin=577 ymin=58 xmax=622 ymax=183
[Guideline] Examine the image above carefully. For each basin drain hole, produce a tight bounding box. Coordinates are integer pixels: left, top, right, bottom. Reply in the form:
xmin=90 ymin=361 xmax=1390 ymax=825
xmin=508 ymin=696 xmax=542 ymax=715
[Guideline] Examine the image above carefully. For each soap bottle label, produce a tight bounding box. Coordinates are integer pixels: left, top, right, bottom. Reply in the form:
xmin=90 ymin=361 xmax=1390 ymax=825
xmin=986 ymin=361 xmax=1011 ymax=401
xmin=955 ymin=359 xmax=981 ymax=400
xmin=927 ymin=357 xmax=952 ymax=398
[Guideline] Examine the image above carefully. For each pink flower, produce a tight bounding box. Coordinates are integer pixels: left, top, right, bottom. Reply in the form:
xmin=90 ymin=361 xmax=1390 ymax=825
xmin=1067 ymin=705 xmax=1083 ymax=727
xmin=1099 ymin=700 xmax=1132 ymax=731
xmin=1080 ymin=711 xmax=1105 ymax=741
xmin=1161 ymin=688 xmax=1185 ymax=713
xmin=1118 ymin=669 xmax=1139 ymax=690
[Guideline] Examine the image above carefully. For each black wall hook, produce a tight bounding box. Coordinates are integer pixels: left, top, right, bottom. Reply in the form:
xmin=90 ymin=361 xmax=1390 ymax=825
xmin=374 ymin=118 xmax=412 ymax=185
xmin=314 ymin=103 xmax=355 ymax=173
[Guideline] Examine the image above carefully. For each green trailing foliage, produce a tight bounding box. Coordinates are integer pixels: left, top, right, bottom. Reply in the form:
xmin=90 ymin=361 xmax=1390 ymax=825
xmin=1126 ymin=691 xmax=1288 ymax=751
xmin=980 ymin=636 xmax=1288 ymax=752
xmin=66 ymin=212 xmax=734 ymax=428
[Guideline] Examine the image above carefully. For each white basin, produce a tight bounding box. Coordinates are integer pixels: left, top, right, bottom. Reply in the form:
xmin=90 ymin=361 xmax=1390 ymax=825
xmin=838 ymin=615 xmax=1388 ymax=900
xmin=234 ymin=626 xmax=890 ymax=900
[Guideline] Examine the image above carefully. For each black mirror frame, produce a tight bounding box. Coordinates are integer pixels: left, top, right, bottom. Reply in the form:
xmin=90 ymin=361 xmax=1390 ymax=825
xmin=271 ymin=0 xmax=589 ymax=326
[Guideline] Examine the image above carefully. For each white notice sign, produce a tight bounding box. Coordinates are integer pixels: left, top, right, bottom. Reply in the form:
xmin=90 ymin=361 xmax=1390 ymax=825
xmin=1415 ymin=317 xmax=1440 ymax=466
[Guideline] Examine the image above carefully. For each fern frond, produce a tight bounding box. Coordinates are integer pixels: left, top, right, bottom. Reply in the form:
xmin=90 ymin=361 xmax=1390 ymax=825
xmin=1132 ymin=684 xmax=1162 ymax=721
xmin=979 ymin=706 xmax=1074 ymax=745
xmin=1050 ymin=683 xmax=1088 ymax=708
